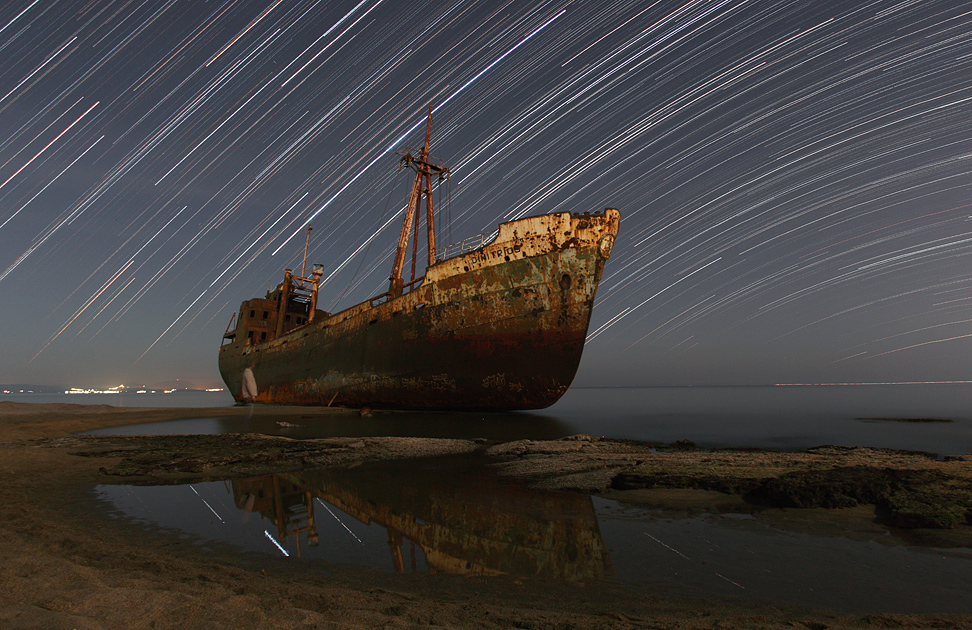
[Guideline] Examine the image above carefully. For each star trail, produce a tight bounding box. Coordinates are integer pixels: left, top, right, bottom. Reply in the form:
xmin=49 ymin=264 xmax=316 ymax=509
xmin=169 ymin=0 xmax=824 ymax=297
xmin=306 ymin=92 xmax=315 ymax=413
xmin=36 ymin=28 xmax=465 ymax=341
xmin=2 ymin=0 xmax=971 ymax=388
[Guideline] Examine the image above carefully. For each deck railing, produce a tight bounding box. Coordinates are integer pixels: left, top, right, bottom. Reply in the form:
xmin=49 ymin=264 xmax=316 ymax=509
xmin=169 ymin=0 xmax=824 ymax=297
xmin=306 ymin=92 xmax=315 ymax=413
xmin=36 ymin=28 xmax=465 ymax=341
xmin=435 ymin=231 xmax=496 ymax=262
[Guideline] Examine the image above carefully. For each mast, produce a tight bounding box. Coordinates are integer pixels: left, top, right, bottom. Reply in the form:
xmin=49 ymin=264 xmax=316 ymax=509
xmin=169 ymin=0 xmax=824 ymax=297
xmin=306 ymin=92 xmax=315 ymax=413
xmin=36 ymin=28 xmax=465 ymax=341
xmin=388 ymin=104 xmax=449 ymax=297
xmin=422 ymin=111 xmax=437 ymax=267
xmin=300 ymin=226 xmax=312 ymax=283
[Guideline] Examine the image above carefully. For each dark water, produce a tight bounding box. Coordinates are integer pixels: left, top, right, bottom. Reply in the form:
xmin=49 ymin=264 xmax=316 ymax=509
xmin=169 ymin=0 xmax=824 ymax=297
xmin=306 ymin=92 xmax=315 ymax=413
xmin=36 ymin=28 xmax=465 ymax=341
xmin=79 ymin=384 xmax=972 ymax=454
xmin=552 ymin=385 xmax=972 ymax=454
xmin=96 ymin=455 xmax=972 ymax=615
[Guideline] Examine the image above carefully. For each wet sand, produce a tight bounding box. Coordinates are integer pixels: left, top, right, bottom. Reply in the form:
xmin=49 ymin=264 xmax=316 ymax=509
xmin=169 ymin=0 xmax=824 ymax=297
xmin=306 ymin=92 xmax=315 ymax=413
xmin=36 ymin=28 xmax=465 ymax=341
xmin=1 ymin=401 xmax=970 ymax=629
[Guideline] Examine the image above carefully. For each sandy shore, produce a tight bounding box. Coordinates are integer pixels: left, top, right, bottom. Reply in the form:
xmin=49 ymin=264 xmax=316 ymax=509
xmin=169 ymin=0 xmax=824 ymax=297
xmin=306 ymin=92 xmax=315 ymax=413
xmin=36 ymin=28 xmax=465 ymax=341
xmin=1 ymin=401 xmax=970 ymax=629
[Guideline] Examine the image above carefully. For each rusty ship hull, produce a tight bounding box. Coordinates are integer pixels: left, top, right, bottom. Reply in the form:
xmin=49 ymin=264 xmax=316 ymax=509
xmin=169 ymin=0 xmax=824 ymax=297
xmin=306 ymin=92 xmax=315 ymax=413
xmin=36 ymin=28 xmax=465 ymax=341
xmin=218 ymin=209 xmax=619 ymax=410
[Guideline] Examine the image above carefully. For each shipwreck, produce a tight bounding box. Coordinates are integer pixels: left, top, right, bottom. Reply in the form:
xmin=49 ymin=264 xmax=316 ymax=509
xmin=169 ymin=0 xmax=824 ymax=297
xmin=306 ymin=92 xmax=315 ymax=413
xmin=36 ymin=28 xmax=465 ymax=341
xmin=218 ymin=110 xmax=619 ymax=410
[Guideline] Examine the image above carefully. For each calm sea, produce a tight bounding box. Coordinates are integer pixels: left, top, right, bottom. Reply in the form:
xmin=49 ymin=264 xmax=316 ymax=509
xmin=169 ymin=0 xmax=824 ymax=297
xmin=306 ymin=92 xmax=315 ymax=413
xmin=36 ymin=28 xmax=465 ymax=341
xmin=7 ymin=383 xmax=969 ymax=455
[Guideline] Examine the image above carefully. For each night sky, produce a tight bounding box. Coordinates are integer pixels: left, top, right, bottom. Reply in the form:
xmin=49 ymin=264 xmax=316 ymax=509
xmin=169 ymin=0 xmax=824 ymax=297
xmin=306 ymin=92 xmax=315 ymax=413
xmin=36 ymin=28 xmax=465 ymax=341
xmin=2 ymin=0 xmax=972 ymax=389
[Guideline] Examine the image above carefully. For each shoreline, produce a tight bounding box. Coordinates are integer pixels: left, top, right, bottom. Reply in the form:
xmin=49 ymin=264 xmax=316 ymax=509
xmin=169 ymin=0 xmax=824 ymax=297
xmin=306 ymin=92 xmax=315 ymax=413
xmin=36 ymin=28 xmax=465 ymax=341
xmin=1 ymin=401 xmax=970 ymax=629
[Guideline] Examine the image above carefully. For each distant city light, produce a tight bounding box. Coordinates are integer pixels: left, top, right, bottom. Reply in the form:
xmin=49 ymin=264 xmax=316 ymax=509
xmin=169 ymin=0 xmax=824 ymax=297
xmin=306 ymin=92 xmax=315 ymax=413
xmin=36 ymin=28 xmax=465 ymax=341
xmin=59 ymin=385 xmax=224 ymax=394
xmin=65 ymin=386 xmax=124 ymax=395
xmin=2 ymin=385 xmax=226 ymax=395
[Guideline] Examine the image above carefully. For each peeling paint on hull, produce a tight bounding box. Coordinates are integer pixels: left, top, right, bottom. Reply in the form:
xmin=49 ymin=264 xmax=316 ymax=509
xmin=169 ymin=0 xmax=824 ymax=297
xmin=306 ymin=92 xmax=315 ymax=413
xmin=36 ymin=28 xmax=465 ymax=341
xmin=219 ymin=209 xmax=619 ymax=410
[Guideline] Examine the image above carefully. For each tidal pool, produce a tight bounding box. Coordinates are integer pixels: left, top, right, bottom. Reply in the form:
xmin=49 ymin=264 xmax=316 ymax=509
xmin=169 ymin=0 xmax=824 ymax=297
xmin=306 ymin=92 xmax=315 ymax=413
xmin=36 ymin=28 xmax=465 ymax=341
xmin=95 ymin=454 xmax=972 ymax=615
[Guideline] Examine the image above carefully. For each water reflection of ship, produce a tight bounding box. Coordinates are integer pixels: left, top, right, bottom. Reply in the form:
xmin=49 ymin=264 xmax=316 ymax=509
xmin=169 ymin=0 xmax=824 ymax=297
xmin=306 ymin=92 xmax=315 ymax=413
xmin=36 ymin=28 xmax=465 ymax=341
xmin=232 ymin=476 xmax=319 ymax=555
xmin=230 ymin=459 xmax=612 ymax=580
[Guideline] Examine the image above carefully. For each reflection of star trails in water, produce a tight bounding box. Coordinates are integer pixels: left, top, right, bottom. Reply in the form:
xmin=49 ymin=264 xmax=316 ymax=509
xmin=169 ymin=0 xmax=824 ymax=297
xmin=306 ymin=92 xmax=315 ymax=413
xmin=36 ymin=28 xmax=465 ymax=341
xmin=1 ymin=1 xmax=971 ymax=385
xmin=317 ymin=498 xmax=363 ymax=544
xmin=190 ymin=485 xmax=224 ymax=523
xmin=264 ymin=530 xmax=289 ymax=557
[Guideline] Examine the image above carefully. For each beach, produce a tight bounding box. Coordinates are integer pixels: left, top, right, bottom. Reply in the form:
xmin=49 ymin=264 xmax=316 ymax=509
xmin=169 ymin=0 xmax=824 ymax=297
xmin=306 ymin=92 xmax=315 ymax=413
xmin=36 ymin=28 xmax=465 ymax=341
xmin=1 ymin=400 xmax=970 ymax=629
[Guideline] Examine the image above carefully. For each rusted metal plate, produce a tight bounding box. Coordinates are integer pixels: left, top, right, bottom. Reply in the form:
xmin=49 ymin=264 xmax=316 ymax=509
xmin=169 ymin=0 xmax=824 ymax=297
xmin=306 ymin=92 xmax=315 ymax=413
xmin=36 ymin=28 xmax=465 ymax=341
xmin=219 ymin=209 xmax=619 ymax=410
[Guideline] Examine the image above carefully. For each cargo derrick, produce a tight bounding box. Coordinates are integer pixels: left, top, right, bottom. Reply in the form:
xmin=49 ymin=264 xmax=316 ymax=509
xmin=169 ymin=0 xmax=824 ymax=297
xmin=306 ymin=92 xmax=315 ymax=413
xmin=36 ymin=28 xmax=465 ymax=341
xmin=218 ymin=108 xmax=620 ymax=410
